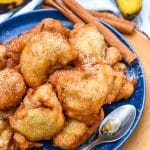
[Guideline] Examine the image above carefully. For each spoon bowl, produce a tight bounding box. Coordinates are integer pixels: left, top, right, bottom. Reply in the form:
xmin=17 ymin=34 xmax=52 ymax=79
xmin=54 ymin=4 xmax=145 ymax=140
xmin=82 ymin=105 xmax=136 ymax=150
xmin=99 ymin=104 xmax=136 ymax=141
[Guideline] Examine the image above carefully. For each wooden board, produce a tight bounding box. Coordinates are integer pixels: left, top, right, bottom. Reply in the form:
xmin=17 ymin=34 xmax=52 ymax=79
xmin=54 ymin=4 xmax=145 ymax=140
xmin=121 ymin=30 xmax=150 ymax=150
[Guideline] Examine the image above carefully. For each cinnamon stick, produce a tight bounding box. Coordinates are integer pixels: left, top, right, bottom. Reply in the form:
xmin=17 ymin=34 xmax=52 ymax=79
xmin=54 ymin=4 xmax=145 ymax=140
xmin=44 ymin=0 xmax=83 ymax=24
xmin=90 ymin=11 xmax=135 ymax=26
xmin=90 ymin=11 xmax=135 ymax=34
xmin=42 ymin=3 xmax=135 ymax=34
xmin=41 ymin=4 xmax=54 ymax=9
xmin=62 ymin=0 xmax=137 ymax=64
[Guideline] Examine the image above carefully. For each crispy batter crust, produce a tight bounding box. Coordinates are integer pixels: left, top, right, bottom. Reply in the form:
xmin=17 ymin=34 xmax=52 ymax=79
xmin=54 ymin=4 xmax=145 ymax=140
xmin=20 ymin=31 xmax=77 ymax=88
xmin=49 ymin=64 xmax=114 ymax=125
xmin=9 ymin=84 xmax=64 ymax=141
xmin=6 ymin=18 xmax=70 ymax=68
xmin=53 ymin=109 xmax=104 ymax=150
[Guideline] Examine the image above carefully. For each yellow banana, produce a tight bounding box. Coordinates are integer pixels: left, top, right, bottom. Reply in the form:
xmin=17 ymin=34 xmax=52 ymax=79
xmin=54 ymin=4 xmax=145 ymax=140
xmin=116 ymin=0 xmax=142 ymax=19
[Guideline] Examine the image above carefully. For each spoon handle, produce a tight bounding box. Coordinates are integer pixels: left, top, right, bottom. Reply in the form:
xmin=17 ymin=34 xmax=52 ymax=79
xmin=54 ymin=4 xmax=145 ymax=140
xmin=82 ymin=138 xmax=104 ymax=150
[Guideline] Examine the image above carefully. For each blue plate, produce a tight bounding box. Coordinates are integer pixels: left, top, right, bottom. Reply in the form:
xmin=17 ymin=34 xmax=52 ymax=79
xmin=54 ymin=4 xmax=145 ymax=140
xmin=0 ymin=10 xmax=146 ymax=150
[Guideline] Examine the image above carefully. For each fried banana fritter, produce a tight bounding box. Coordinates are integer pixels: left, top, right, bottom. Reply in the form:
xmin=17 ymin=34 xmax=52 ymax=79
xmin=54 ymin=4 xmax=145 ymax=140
xmin=20 ymin=31 xmax=77 ymax=88
xmin=6 ymin=18 xmax=69 ymax=67
xmin=0 ymin=110 xmax=41 ymax=150
xmin=0 ymin=68 xmax=26 ymax=109
xmin=53 ymin=109 xmax=104 ymax=150
xmin=49 ymin=64 xmax=114 ymax=125
xmin=9 ymin=84 xmax=64 ymax=141
xmin=69 ymin=24 xmax=105 ymax=64
xmin=69 ymin=24 xmax=122 ymax=66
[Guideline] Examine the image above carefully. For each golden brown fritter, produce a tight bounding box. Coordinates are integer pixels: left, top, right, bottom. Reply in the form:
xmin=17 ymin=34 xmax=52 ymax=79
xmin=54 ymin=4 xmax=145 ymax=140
xmin=0 ymin=68 xmax=26 ymax=109
xmin=49 ymin=64 xmax=114 ymax=125
xmin=53 ymin=109 xmax=104 ymax=150
xmin=9 ymin=84 xmax=64 ymax=141
xmin=69 ymin=24 xmax=105 ymax=64
xmin=0 ymin=110 xmax=41 ymax=150
xmin=20 ymin=31 xmax=77 ymax=88
xmin=6 ymin=18 xmax=69 ymax=67
xmin=6 ymin=18 xmax=69 ymax=55
xmin=70 ymin=24 xmax=122 ymax=66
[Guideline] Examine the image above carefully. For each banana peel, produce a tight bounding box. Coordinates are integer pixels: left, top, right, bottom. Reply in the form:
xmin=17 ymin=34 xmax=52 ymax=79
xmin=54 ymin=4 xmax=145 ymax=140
xmin=116 ymin=0 xmax=142 ymax=20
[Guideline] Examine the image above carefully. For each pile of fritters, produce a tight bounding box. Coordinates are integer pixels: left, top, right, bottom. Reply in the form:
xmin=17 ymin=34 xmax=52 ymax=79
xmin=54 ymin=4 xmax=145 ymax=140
xmin=0 ymin=18 xmax=136 ymax=150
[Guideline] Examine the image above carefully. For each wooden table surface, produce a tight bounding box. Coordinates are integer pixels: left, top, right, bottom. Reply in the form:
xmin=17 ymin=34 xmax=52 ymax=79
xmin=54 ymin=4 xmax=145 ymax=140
xmin=121 ymin=30 xmax=150 ymax=150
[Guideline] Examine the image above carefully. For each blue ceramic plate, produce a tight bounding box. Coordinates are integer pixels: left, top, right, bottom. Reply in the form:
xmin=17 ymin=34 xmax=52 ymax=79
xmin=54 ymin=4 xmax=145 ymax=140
xmin=0 ymin=10 xmax=146 ymax=150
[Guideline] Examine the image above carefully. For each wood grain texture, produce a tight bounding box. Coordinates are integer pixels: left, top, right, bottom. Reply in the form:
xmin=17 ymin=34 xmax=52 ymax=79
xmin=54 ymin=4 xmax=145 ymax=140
xmin=122 ymin=30 xmax=150 ymax=150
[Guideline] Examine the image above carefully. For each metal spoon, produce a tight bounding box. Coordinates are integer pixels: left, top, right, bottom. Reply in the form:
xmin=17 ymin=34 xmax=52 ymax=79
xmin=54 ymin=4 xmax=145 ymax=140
xmin=82 ymin=104 xmax=136 ymax=150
